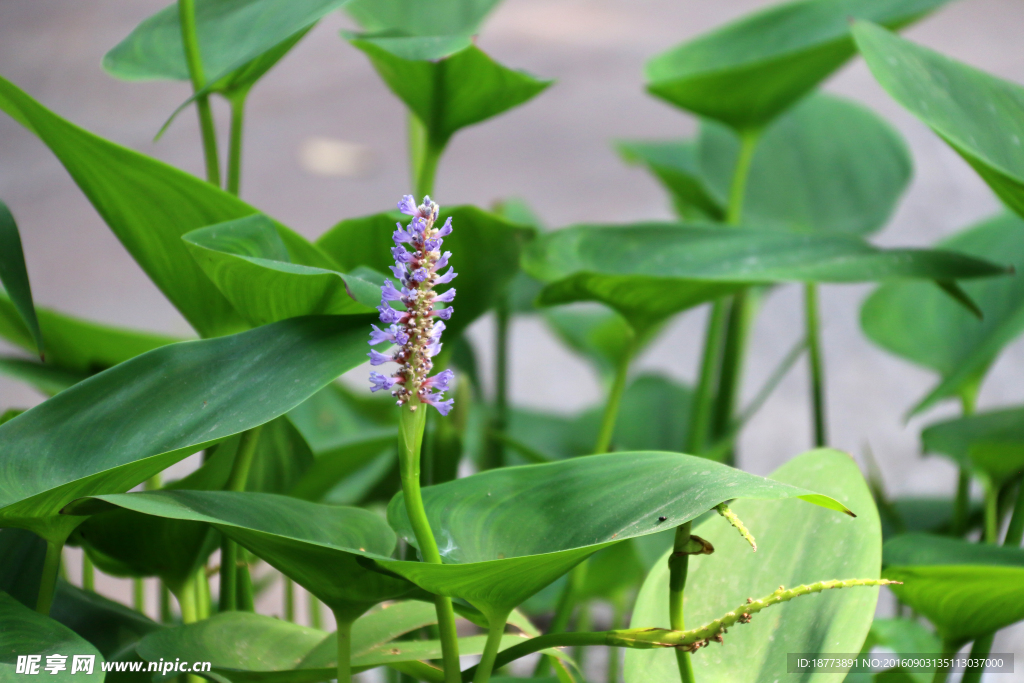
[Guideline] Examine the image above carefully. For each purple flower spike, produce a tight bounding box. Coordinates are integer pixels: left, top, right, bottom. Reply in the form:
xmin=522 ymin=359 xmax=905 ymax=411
xmin=368 ymin=195 xmax=457 ymax=415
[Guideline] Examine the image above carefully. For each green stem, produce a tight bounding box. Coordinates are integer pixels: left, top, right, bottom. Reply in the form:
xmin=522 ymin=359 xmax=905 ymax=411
xmin=82 ymin=551 xmax=94 ymax=591
xmin=409 ymin=113 xmax=443 ymax=198
xmin=1005 ymin=480 xmax=1024 ymax=546
xmin=952 ymin=468 xmax=972 ymax=536
xmin=710 ymin=290 xmax=758 ymax=464
xmin=309 ymin=593 xmax=322 ymax=629
xmin=220 ymin=540 xmax=237 ymax=612
xmin=607 ymin=601 xmax=626 ymax=683
xmin=804 ymin=283 xmax=827 ymax=447
xmin=226 ymin=91 xmax=249 ymax=196
xmin=725 ymin=129 xmax=760 ymax=226
xmin=283 ymin=576 xmax=295 ymax=622
xmin=197 ymin=566 xmax=212 ymax=619
xmin=160 ymin=583 xmax=172 ymax=623
xmin=133 ymin=578 xmax=146 ymax=613
xmin=533 ymin=562 xmax=586 ymax=677
xmin=473 ymin=615 xmax=509 ymax=683
xmin=398 ymin=405 xmax=461 ymax=683
xmin=687 ymin=301 xmax=727 ymax=454
xmin=594 ymin=330 xmax=636 ymax=455
xmin=36 ymin=540 xmax=62 ymax=614
xmin=177 ymin=0 xmax=221 ymax=186
xmin=669 ymin=523 xmax=696 ymax=683
xmin=961 ymin=633 xmax=994 ymax=683
xmin=335 ymin=618 xmax=353 ymax=683
xmin=219 ymin=426 xmax=262 ymax=612
xmin=484 ymin=294 xmax=511 ymax=470
xmin=983 ymin=477 xmax=999 ymax=544
xmin=178 ymin=575 xmax=200 ymax=624
xmin=931 ymin=639 xmax=958 ymax=683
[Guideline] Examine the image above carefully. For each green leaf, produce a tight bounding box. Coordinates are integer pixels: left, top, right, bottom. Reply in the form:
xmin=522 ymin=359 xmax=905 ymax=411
xmin=345 ymin=0 xmax=502 ymax=37
xmin=0 ymin=590 xmax=105 ymax=681
xmin=0 ymin=74 xmax=327 ymax=338
xmin=626 ymin=449 xmax=881 ymax=682
xmin=349 ymin=40 xmax=551 ymax=147
xmin=66 ymin=491 xmax=417 ymax=622
xmin=853 ymin=21 xmax=1024 ymax=218
xmin=882 ymin=533 xmax=1024 ymax=643
xmin=0 ymin=314 xmax=374 ymax=543
xmin=384 ymin=450 xmax=851 ymax=622
xmin=542 ymin=305 xmax=659 ymax=382
xmin=317 ymin=206 xmax=533 ymax=340
xmin=524 ymin=222 xmax=1007 ymax=332
xmin=0 ymin=528 xmax=46 ymax=608
xmin=50 ymin=580 xmax=163 ymax=662
xmin=0 ymin=357 xmax=86 ymax=397
xmin=861 ymin=213 xmax=1024 ymax=414
xmin=645 ymin=0 xmax=951 ymax=130
xmin=922 ymin=406 xmax=1024 ymax=485
xmin=104 ymin=0 xmax=349 ymax=84
xmin=183 ymin=215 xmax=380 ymax=327
xmin=0 ymin=201 xmax=42 ymax=358
xmin=617 ymin=139 xmax=723 ymax=221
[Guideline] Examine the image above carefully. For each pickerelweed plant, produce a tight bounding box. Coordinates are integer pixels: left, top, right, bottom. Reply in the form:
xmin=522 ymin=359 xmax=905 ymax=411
xmin=4 ymin=1 xmax=1024 ymax=683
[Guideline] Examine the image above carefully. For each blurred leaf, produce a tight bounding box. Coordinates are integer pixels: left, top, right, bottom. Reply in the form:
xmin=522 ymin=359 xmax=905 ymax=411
xmin=0 ymin=74 xmax=326 ymax=338
xmin=617 ymin=139 xmax=723 ymax=221
xmin=645 ymin=0 xmax=951 ymax=130
xmin=385 ymin=450 xmax=851 ymax=622
xmin=0 ymin=591 xmax=105 ymax=681
xmin=68 ymin=491 xmax=417 ymax=622
xmin=524 ymin=222 xmax=1007 ymax=333
xmin=846 ymin=618 xmax=941 ymax=683
xmin=626 ymin=450 xmax=880 ymax=682
xmin=0 ymin=357 xmax=86 ymax=396
xmin=50 ymin=580 xmax=162 ymax=662
xmin=104 ymin=0 xmax=348 ymax=84
xmin=922 ymin=406 xmax=1024 ymax=485
xmin=883 ymin=533 xmax=1024 ymax=643
xmin=346 ymin=0 xmax=502 ymax=37
xmin=317 ymin=206 xmax=533 ymax=340
xmin=861 ymin=213 xmax=1024 ymax=415
xmin=183 ymin=215 xmax=379 ymax=327
xmin=349 ymin=40 xmax=551 ymax=147
xmin=880 ymin=496 xmax=982 ymax=540
xmin=0 ymin=201 xmax=42 ymax=357
xmin=854 ymin=21 xmax=1024 ymax=218
xmin=0 ymin=315 xmax=374 ymax=544
xmin=543 ymin=305 xmax=659 ymax=382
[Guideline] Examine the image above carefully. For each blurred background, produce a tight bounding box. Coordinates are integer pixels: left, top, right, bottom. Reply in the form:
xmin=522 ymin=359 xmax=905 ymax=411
xmin=2 ymin=0 xmax=1023 ymax=676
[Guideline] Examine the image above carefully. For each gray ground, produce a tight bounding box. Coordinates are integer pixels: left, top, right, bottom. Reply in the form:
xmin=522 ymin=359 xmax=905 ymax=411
xmin=2 ymin=0 xmax=1023 ymax=678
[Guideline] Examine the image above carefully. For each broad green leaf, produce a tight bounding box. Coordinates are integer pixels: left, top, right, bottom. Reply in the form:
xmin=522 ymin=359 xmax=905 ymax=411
xmin=524 ymin=223 xmax=1007 ymax=332
xmin=349 ymin=40 xmax=551 ymax=147
xmin=0 ymin=75 xmax=322 ymax=338
xmin=922 ymin=406 xmax=1024 ymax=485
xmin=0 ymin=357 xmax=86 ymax=397
xmin=0 ymin=527 xmax=46 ymax=608
xmin=318 ymin=206 xmax=533 ymax=340
xmin=346 ymin=0 xmax=502 ymax=37
xmin=104 ymin=0 xmax=349 ymax=84
xmin=0 ymin=590 xmax=105 ymax=681
xmin=620 ymin=94 xmax=911 ymax=235
xmin=183 ymin=215 xmax=379 ymax=327
xmin=883 ymin=533 xmax=1024 ymax=643
xmin=626 ymin=449 xmax=881 ymax=682
xmin=861 ymin=213 xmax=1024 ymax=414
xmin=880 ymin=497 xmax=981 ymax=540
xmin=543 ymin=305 xmax=663 ymax=383
xmin=0 ymin=315 xmax=374 ymax=543
xmin=0 ymin=201 xmax=42 ymax=357
xmin=384 ymin=450 xmax=851 ymax=622
xmin=645 ymin=0 xmax=951 ymax=130
xmin=0 ymin=292 xmax=177 ymax=375
xmin=67 ymin=491 xmax=417 ymax=622
xmin=50 ymin=581 xmax=163 ymax=663
xmin=853 ymin=21 xmax=1024 ymax=218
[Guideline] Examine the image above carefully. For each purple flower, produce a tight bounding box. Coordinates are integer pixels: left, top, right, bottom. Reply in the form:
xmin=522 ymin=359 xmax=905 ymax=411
xmin=368 ymin=195 xmax=457 ymax=415
xmin=370 ymin=372 xmax=397 ymax=392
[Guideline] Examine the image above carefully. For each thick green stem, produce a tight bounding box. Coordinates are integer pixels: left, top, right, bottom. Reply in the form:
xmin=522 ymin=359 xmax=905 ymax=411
xmin=725 ymin=130 xmax=760 ymax=226
xmin=177 ymin=0 xmax=221 ymax=186
xmin=669 ymin=523 xmax=695 ymax=683
xmin=961 ymin=633 xmax=994 ymax=683
xmin=710 ymin=291 xmax=758 ymax=464
xmin=226 ymin=92 xmax=249 ymax=196
xmin=335 ymin=618 xmax=353 ymax=683
xmin=952 ymin=469 xmax=972 ymax=536
xmin=178 ymin=575 xmax=200 ymax=624
xmin=82 ymin=551 xmax=94 ymax=591
xmin=398 ymin=405 xmax=461 ymax=683
xmin=804 ymin=283 xmax=827 ymax=447
xmin=983 ymin=477 xmax=999 ymax=544
xmin=219 ymin=426 xmax=262 ymax=612
xmin=1005 ymin=480 xmax=1024 ymax=546
xmin=133 ymin=578 xmax=146 ymax=613
xmin=687 ymin=302 xmax=727 ymax=454
xmin=309 ymin=593 xmax=322 ymax=629
xmin=594 ymin=331 xmax=636 ymax=455
xmin=160 ymin=583 xmax=171 ymax=623
xmin=283 ymin=576 xmax=295 ymax=622
xmin=484 ymin=295 xmax=511 ymax=470
xmin=931 ymin=639 xmax=958 ymax=683
xmin=36 ymin=540 xmax=62 ymax=614
xmin=220 ymin=540 xmax=237 ymax=612
xmin=473 ymin=615 xmax=509 ymax=683
xmin=409 ymin=114 xmax=443 ymax=198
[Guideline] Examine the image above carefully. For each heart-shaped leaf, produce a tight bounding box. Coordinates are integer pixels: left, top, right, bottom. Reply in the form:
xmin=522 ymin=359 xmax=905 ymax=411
xmin=104 ymin=0 xmax=350 ymax=85
xmin=625 ymin=449 xmax=881 ymax=682
xmin=0 ymin=314 xmax=373 ymax=543
xmin=183 ymin=215 xmax=380 ymax=327
xmin=384 ymin=450 xmax=851 ymax=622
xmin=0 ymin=75 xmax=322 ymax=338
xmin=317 ymin=206 xmax=533 ymax=340
xmin=922 ymin=406 xmax=1024 ymax=486
xmin=861 ymin=213 xmax=1024 ymax=414
xmin=0 ymin=201 xmax=42 ymax=358
xmin=645 ymin=0 xmax=951 ymax=130
xmin=348 ymin=40 xmax=551 ymax=148
xmin=620 ymin=93 xmax=912 ymax=235
xmin=853 ymin=21 xmax=1024 ymax=218
xmin=883 ymin=533 xmax=1024 ymax=643
xmin=0 ymin=590 xmax=105 ymax=681
xmin=523 ymin=223 xmax=1007 ymax=332
xmin=65 ymin=491 xmax=417 ymax=622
